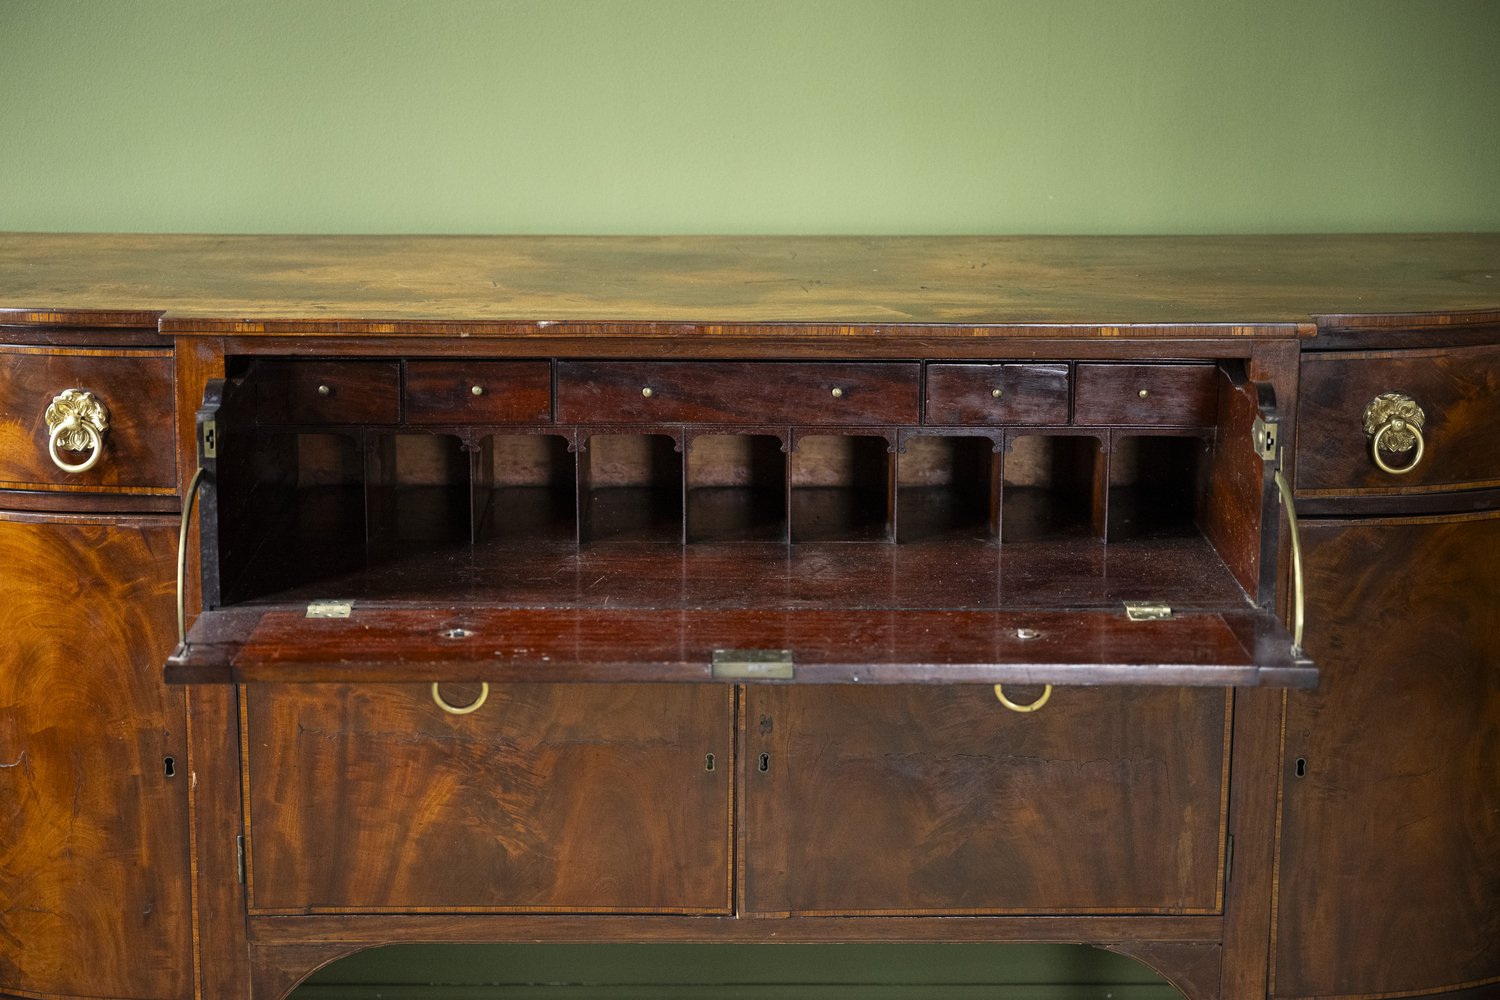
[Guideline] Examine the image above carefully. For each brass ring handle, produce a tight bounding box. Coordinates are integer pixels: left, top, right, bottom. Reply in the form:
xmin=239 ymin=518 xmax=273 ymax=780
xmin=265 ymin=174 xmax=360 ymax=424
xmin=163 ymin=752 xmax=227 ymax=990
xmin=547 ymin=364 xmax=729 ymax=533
xmin=1273 ymin=470 xmax=1305 ymax=654
xmin=177 ymin=466 xmax=207 ymax=648
xmin=44 ymin=389 xmax=110 ymax=474
xmin=48 ymin=420 xmax=103 ymax=473
xmin=1363 ymin=392 xmax=1426 ymax=476
xmin=431 ymin=682 xmax=489 ymax=715
xmin=994 ymin=683 xmax=1051 ymax=713
xmin=1370 ymin=419 xmax=1425 ymax=475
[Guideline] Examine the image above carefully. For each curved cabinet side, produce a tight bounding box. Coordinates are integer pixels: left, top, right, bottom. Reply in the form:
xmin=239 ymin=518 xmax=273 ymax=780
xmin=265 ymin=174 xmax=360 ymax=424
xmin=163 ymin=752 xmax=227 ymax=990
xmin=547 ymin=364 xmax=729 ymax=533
xmin=1274 ymin=510 xmax=1500 ymax=997
xmin=0 ymin=512 xmax=193 ymax=1000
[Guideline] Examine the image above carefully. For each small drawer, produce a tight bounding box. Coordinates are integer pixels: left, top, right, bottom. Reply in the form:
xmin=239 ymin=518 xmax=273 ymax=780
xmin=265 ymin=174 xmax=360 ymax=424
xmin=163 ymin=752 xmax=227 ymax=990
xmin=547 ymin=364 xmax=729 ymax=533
xmin=404 ymin=361 xmax=552 ymax=424
xmin=557 ymin=362 xmax=920 ymax=425
xmin=1073 ymin=363 xmax=1218 ymax=427
xmin=251 ymin=360 xmax=401 ymax=426
xmin=924 ymin=363 xmax=1070 ymax=425
xmin=1297 ymin=344 xmax=1500 ymax=493
xmin=0 ymin=346 xmax=176 ymax=492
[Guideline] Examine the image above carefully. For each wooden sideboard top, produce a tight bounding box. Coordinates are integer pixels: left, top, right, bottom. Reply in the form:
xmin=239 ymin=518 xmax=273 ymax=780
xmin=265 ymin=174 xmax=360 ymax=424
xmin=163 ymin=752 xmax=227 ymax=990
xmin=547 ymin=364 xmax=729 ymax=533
xmin=0 ymin=232 xmax=1497 ymax=337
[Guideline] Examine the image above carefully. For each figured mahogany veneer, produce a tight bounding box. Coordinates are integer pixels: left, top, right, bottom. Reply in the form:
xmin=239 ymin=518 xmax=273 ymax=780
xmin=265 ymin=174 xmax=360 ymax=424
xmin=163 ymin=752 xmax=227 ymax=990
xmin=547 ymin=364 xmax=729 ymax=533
xmin=403 ymin=360 xmax=552 ymax=424
xmin=0 ymin=512 xmax=190 ymax=999
xmin=0 ymin=345 xmax=177 ymax=492
xmin=0 ymin=234 xmax=1497 ymax=1000
xmin=556 ymin=361 xmax=921 ymax=425
xmin=1297 ymin=344 xmax=1500 ymax=495
xmin=250 ymin=359 xmax=401 ymax=425
xmin=1073 ymin=363 xmax=1219 ymax=427
xmin=923 ymin=362 xmax=1071 ymax=424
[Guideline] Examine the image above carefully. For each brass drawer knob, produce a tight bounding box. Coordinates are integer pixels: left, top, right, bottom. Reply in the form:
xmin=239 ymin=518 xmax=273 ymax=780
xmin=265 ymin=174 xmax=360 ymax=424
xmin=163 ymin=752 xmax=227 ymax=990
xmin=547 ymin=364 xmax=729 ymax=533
xmin=44 ymin=388 xmax=110 ymax=474
xmin=1363 ymin=392 xmax=1426 ymax=475
xmin=830 ymin=387 xmax=845 ymax=399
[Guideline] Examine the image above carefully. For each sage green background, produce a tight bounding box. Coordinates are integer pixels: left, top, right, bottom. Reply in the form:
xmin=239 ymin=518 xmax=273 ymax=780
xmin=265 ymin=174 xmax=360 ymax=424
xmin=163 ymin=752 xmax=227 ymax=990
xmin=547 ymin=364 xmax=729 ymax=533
xmin=3 ymin=0 xmax=1498 ymax=235
xmin=4 ymin=0 xmax=1496 ymax=995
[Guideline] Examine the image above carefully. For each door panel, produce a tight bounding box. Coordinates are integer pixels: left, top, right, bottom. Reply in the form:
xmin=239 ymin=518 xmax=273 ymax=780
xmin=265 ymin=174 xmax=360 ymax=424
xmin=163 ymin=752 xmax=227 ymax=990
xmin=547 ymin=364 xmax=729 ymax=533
xmin=1274 ymin=511 xmax=1500 ymax=997
xmin=743 ymin=685 xmax=1230 ymax=915
xmin=0 ymin=512 xmax=191 ymax=999
xmin=244 ymin=683 xmax=734 ymax=914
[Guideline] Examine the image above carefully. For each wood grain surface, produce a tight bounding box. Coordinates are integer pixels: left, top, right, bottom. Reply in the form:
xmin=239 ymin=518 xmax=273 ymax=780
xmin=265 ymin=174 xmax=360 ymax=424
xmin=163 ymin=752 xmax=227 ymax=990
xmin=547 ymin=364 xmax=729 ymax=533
xmin=1274 ymin=510 xmax=1500 ymax=998
xmin=170 ymin=603 xmax=1312 ymax=689
xmin=557 ymin=361 xmax=921 ymax=425
xmin=0 ymin=512 xmax=191 ymax=999
xmin=0 ymin=233 xmax=1496 ymax=335
xmin=0 ymin=346 xmax=177 ymax=492
xmin=243 ymin=683 xmax=732 ymax=914
xmin=742 ymin=685 xmax=1229 ymax=915
xmin=1296 ymin=343 xmax=1500 ymax=495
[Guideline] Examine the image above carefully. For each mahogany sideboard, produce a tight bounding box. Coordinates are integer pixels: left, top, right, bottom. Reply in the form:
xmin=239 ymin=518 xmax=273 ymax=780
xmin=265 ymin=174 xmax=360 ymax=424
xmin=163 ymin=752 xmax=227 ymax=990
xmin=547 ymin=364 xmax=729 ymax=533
xmin=1 ymin=234 xmax=1496 ymax=1000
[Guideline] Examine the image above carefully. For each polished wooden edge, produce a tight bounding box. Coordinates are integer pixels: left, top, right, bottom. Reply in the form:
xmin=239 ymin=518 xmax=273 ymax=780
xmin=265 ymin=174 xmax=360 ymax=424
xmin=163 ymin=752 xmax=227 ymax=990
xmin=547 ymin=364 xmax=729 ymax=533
xmin=157 ymin=316 xmax=1316 ymax=340
xmin=0 ymin=506 xmax=178 ymax=525
xmin=1268 ymin=975 xmax=1500 ymax=1000
xmin=1315 ymin=309 xmax=1500 ymax=332
xmin=201 ymin=334 xmax=1265 ymax=362
xmin=1293 ymin=505 xmax=1500 ymax=532
xmin=0 ymin=307 xmax=164 ymax=329
xmin=248 ymin=905 xmax=734 ymax=918
xmin=0 ymin=481 xmax=178 ymax=497
xmin=0 ymin=490 xmax=179 ymax=514
xmin=1293 ymin=486 xmax=1500 ymax=519
xmin=244 ymin=912 xmax=1224 ymax=946
xmin=0 ymin=332 xmax=171 ymax=351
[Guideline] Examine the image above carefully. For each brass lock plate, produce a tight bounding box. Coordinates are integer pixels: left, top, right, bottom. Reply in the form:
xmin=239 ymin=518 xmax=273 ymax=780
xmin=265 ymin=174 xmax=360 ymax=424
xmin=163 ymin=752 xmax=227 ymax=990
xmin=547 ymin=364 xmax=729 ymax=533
xmin=712 ymin=648 xmax=795 ymax=680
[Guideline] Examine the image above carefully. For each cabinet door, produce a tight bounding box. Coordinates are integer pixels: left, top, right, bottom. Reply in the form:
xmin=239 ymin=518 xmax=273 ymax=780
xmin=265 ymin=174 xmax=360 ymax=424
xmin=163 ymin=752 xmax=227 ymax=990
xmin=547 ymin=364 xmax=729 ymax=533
xmin=0 ymin=512 xmax=192 ymax=999
xmin=243 ymin=683 xmax=733 ymax=913
xmin=1274 ymin=511 xmax=1500 ymax=998
xmin=743 ymin=685 xmax=1230 ymax=915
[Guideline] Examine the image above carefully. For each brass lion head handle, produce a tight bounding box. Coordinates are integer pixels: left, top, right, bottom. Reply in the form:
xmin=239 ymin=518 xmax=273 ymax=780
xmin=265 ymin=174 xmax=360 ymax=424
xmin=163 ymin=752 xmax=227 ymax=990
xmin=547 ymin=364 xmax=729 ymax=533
xmin=1362 ymin=392 xmax=1425 ymax=476
xmin=44 ymin=389 xmax=110 ymax=474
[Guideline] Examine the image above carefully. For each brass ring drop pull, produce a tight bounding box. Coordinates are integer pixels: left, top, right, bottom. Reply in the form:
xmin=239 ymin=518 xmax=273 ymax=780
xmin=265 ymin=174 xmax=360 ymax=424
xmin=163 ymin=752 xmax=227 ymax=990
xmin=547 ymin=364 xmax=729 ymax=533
xmin=1363 ymin=392 xmax=1426 ymax=476
xmin=431 ymin=681 xmax=489 ymax=715
xmin=1370 ymin=419 xmax=1425 ymax=475
xmin=44 ymin=389 xmax=110 ymax=474
xmin=994 ymin=683 xmax=1052 ymax=713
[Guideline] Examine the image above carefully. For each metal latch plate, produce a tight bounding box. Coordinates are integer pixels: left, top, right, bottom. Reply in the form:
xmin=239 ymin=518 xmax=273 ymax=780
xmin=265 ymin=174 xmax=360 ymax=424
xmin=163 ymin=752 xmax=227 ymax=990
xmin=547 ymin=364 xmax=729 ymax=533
xmin=306 ymin=600 xmax=353 ymax=619
xmin=1124 ymin=602 xmax=1173 ymax=621
xmin=1252 ymin=416 xmax=1279 ymax=462
xmin=201 ymin=418 xmax=218 ymax=459
xmin=712 ymin=648 xmax=795 ymax=680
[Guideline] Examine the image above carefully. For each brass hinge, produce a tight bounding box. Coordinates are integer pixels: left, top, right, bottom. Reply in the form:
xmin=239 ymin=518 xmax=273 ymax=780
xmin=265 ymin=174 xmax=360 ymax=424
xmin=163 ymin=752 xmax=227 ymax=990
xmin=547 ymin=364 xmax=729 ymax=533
xmin=1124 ymin=602 xmax=1173 ymax=621
xmin=712 ymin=649 xmax=794 ymax=680
xmin=1252 ymin=416 xmax=1279 ymax=463
xmin=236 ymin=834 xmax=246 ymax=885
xmin=306 ymin=600 xmax=353 ymax=619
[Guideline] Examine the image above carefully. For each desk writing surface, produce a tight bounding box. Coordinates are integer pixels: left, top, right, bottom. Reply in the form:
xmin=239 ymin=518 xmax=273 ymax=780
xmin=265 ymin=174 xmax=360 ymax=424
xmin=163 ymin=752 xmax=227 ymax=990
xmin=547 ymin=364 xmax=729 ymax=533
xmin=0 ymin=233 xmax=1496 ymax=334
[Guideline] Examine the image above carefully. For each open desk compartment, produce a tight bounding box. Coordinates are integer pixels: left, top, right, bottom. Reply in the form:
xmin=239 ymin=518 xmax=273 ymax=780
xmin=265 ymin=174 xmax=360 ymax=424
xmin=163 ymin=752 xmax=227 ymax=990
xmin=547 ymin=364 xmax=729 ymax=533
xmin=170 ymin=358 xmax=1314 ymax=689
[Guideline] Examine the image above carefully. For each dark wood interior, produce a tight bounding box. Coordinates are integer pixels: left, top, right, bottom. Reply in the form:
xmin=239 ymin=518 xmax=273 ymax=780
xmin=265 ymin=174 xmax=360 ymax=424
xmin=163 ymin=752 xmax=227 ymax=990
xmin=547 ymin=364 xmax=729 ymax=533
xmin=173 ymin=357 xmax=1304 ymax=689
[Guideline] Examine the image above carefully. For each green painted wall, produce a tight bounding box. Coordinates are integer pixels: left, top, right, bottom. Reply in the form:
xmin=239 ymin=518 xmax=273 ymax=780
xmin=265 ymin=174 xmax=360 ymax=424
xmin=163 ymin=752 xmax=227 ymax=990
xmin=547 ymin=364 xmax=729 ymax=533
xmin=4 ymin=1 xmax=1494 ymax=994
xmin=3 ymin=0 xmax=1498 ymax=235
xmin=298 ymin=943 xmax=1179 ymax=998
